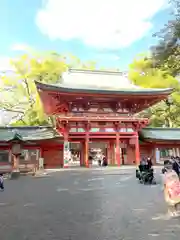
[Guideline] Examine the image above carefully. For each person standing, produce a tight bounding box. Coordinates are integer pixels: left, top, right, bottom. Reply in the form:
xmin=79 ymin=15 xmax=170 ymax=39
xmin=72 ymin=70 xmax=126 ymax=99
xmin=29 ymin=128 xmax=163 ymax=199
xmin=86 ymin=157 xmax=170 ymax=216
xmin=147 ymin=157 xmax=152 ymax=170
xmin=172 ymin=158 xmax=180 ymax=178
xmin=139 ymin=158 xmax=146 ymax=171
xmin=0 ymin=173 xmax=4 ymax=191
xmin=163 ymin=161 xmax=180 ymax=216
xmin=102 ymin=155 xmax=108 ymax=167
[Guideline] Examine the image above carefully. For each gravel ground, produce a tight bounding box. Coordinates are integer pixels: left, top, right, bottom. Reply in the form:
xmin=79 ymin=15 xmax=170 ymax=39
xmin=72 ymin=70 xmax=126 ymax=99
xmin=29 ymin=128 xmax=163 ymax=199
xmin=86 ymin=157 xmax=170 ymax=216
xmin=0 ymin=167 xmax=180 ymax=240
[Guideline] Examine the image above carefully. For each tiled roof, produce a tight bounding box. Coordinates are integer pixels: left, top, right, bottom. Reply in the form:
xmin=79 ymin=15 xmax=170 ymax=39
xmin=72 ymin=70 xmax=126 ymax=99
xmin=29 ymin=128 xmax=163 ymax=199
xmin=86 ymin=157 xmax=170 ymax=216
xmin=35 ymin=69 xmax=173 ymax=95
xmin=140 ymin=128 xmax=180 ymax=141
xmin=0 ymin=126 xmax=60 ymax=142
xmin=0 ymin=126 xmax=179 ymax=142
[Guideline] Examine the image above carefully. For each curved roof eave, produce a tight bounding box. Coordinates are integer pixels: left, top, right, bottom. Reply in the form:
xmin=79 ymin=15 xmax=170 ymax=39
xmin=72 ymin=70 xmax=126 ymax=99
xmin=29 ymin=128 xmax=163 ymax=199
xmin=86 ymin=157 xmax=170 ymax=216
xmin=140 ymin=128 xmax=180 ymax=141
xmin=35 ymin=81 xmax=173 ymax=96
xmin=0 ymin=126 xmax=62 ymax=142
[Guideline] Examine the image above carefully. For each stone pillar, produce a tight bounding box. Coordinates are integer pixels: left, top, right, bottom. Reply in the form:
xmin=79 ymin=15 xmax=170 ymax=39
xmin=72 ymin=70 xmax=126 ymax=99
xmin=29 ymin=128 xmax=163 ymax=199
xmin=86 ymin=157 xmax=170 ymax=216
xmin=11 ymin=142 xmax=21 ymax=179
xmin=12 ymin=155 xmax=20 ymax=171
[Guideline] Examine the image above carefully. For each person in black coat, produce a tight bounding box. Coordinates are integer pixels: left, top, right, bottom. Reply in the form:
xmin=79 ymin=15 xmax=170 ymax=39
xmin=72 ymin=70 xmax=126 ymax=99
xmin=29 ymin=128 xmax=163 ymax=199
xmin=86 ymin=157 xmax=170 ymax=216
xmin=147 ymin=157 xmax=153 ymax=170
xmin=102 ymin=156 xmax=108 ymax=167
xmin=172 ymin=158 xmax=180 ymax=177
xmin=0 ymin=173 xmax=4 ymax=191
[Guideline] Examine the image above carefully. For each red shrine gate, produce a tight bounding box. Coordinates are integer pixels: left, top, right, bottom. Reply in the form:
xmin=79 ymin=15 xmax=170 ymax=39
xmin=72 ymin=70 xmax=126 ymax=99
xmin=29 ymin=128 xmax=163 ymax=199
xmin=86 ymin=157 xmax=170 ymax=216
xmin=56 ymin=117 xmax=149 ymax=167
xmin=35 ymin=69 xmax=172 ymax=167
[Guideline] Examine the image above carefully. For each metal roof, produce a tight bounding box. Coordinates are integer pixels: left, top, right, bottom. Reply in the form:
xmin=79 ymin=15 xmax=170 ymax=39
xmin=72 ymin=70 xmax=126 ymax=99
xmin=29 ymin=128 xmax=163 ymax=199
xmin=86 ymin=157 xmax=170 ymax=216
xmin=140 ymin=128 xmax=180 ymax=141
xmin=35 ymin=69 xmax=173 ymax=95
xmin=0 ymin=126 xmax=179 ymax=142
xmin=0 ymin=126 xmax=60 ymax=142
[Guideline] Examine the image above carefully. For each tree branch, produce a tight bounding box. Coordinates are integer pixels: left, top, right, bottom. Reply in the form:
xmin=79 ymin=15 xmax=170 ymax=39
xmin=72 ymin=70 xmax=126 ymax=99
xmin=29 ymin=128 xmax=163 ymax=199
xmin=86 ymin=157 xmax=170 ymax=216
xmin=1 ymin=108 xmax=24 ymax=114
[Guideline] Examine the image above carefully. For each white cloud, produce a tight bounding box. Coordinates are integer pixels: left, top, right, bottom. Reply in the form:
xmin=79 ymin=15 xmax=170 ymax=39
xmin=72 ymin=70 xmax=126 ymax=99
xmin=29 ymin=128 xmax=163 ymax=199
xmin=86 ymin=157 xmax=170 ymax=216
xmin=0 ymin=43 xmax=31 ymax=73
xmin=11 ymin=43 xmax=31 ymax=51
xmin=95 ymin=53 xmax=120 ymax=61
xmin=0 ymin=57 xmax=13 ymax=72
xmin=36 ymin=0 xmax=167 ymax=49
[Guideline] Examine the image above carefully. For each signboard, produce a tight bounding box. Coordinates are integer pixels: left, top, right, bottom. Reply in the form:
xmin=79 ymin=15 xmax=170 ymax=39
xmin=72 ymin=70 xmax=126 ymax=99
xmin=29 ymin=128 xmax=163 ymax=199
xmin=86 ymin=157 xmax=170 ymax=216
xmin=39 ymin=158 xmax=44 ymax=169
xmin=63 ymin=141 xmax=70 ymax=167
xmin=70 ymin=142 xmax=80 ymax=150
xmin=90 ymin=142 xmax=107 ymax=148
xmin=129 ymin=139 xmax=136 ymax=145
xmin=12 ymin=143 xmax=21 ymax=155
xmin=120 ymin=143 xmax=127 ymax=148
xmin=155 ymin=148 xmax=160 ymax=163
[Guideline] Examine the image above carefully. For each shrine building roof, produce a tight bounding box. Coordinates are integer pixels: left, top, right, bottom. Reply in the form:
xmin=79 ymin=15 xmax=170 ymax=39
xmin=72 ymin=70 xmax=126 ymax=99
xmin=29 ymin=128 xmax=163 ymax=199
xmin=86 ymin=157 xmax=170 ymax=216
xmin=35 ymin=69 xmax=173 ymax=96
xmin=0 ymin=126 xmax=179 ymax=142
xmin=0 ymin=126 xmax=60 ymax=142
xmin=140 ymin=128 xmax=180 ymax=141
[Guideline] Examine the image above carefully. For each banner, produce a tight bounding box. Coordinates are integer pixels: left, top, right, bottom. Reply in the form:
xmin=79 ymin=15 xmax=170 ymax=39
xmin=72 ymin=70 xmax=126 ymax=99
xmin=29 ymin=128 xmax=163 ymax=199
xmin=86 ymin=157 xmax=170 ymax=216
xmin=155 ymin=148 xmax=160 ymax=163
xmin=63 ymin=141 xmax=70 ymax=167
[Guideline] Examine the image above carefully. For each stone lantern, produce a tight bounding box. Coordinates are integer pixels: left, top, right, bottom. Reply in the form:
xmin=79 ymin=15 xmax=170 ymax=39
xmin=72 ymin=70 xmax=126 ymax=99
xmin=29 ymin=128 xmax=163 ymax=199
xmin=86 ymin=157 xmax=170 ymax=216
xmin=9 ymin=132 xmax=23 ymax=179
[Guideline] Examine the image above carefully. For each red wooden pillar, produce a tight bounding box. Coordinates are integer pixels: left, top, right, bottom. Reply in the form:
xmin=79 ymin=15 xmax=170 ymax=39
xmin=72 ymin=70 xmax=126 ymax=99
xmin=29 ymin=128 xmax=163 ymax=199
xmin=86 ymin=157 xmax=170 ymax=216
xmin=109 ymin=141 xmax=115 ymax=165
xmin=84 ymin=134 xmax=89 ymax=167
xmin=116 ymin=133 xmax=121 ymax=167
xmin=135 ymin=134 xmax=140 ymax=166
xmin=112 ymin=141 xmax=115 ymax=165
xmin=107 ymin=141 xmax=111 ymax=165
xmin=56 ymin=124 xmax=69 ymax=168
xmin=84 ymin=122 xmax=90 ymax=168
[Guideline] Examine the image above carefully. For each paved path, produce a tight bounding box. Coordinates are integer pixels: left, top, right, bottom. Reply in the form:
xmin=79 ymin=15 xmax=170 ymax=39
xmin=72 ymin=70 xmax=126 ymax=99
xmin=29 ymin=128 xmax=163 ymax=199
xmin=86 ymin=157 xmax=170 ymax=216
xmin=0 ymin=168 xmax=180 ymax=240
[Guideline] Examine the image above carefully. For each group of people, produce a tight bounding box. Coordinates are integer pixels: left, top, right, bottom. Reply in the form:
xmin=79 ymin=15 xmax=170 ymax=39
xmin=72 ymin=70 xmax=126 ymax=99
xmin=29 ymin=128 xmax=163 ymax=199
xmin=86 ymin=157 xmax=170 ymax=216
xmin=136 ymin=157 xmax=155 ymax=184
xmin=162 ymin=156 xmax=180 ymax=216
xmin=137 ymin=156 xmax=180 ymax=216
xmin=139 ymin=157 xmax=153 ymax=171
xmin=98 ymin=155 xmax=108 ymax=167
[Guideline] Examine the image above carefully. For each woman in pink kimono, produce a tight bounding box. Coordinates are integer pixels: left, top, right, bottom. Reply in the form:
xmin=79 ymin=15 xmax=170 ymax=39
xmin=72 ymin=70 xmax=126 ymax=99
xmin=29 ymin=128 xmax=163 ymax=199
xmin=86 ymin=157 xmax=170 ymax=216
xmin=163 ymin=163 xmax=180 ymax=216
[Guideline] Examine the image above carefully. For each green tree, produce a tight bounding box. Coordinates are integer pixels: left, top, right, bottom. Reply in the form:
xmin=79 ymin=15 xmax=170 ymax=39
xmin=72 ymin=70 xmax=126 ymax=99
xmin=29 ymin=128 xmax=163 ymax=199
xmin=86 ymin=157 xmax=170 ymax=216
xmin=0 ymin=52 xmax=99 ymax=126
xmin=129 ymin=56 xmax=178 ymax=88
xmin=129 ymin=57 xmax=180 ymax=127
xmin=151 ymin=0 xmax=180 ymax=76
xmin=0 ymin=53 xmax=68 ymax=126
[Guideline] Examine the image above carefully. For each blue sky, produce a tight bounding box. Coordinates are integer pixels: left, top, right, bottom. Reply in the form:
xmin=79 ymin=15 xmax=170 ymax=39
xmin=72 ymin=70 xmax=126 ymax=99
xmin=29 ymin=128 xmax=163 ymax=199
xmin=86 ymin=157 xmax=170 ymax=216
xmin=0 ymin=0 xmax=172 ymax=71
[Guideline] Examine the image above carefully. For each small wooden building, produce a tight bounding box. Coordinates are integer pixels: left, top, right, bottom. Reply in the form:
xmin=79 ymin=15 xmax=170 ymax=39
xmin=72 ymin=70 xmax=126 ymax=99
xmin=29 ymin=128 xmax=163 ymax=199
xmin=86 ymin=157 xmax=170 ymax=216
xmin=0 ymin=126 xmax=63 ymax=172
xmin=140 ymin=128 xmax=180 ymax=164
